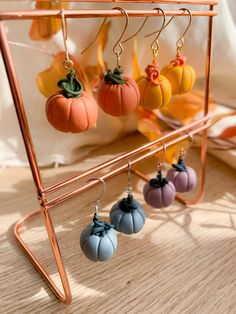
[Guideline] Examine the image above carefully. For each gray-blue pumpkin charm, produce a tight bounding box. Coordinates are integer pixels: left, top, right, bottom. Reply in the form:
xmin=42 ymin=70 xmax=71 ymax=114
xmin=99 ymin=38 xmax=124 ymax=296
xmin=110 ymin=194 xmax=146 ymax=234
xmin=80 ymin=213 xmax=117 ymax=262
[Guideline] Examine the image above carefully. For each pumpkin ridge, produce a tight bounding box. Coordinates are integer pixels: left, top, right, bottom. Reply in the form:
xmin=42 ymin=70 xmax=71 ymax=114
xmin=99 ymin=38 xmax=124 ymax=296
xmin=106 ymin=232 xmax=116 ymax=253
xmin=179 ymin=66 xmax=184 ymax=93
xmin=112 ymin=210 xmax=123 ymax=230
xmin=160 ymin=185 xmax=165 ymax=207
xmin=186 ymin=167 xmax=191 ymax=191
xmin=80 ymin=95 xmax=89 ymax=131
xmin=159 ymin=81 xmax=165 ymax=107
xmin=118 ymin=84 xmax=123 ymax=116
xmin=136 ymin=208 xmax=146 ymax=224
xmin=131 ymin=211 xmax=135 ymax=233
xmin=128 ymin=78 xmax=139 ymax=103
xmin=67 ymin=97 xmax=73 ymax=132
xmin=146 ymin=187 xmax=156 ymax=206
xmin=118 ymin=213 xmax=126 ymax=231
xmin=96 ymin=235 xmax=102 ymax=260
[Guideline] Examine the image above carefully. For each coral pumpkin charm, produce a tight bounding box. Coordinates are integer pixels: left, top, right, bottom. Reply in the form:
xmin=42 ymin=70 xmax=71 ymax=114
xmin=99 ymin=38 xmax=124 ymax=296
xmin=80 ymin=213 xmax=117 ymax=262
xmin=166 ymin=156 xmax=197 ymax=192
xmin=45 ymin=68 xmax=98 ymax=133
xmin=97 ymin=67 xmax=140 ymax=116
xmin=110 ymin=194 xmax=146 ymax=234
xmin=137 ymin=62 xmax=172 ymax=110
xmin=161 ymin=54 xmax=195 ymax=95
xmin=143 ymin=170 xmax=176 ymax=208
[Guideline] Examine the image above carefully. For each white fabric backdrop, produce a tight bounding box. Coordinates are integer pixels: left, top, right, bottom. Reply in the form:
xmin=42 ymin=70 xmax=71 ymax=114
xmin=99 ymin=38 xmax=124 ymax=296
xmin=0 ymin=1 xmax=235 ymax=167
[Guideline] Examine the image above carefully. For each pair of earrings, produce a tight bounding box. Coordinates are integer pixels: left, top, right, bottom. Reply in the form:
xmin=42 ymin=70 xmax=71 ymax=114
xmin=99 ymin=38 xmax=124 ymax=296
xmin=143 ymin=145 xmax=197 ymax=208
xmin=137 ymin=8 xmax=195 ymax=111
xmin=46 ymin=8 xmax=140 ymax=134
xmin=80 ymin=162 xmax=146 ymax=262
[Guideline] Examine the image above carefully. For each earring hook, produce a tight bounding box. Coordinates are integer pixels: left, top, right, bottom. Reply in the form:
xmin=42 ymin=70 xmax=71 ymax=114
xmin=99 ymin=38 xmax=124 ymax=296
xmin=87 ymin=178 xmax=106 ymax=214
xmin=80 ymin=17 xmax=108 ymax=55
xmin=176 ymin=8 xmax=192 ymax=54
xmin=145 ymin=8 xmax=166 ymax=63
xmin=60 ymin=9 xmax=74 ymax=70
xmin=157 ymin=144 xmax=166 ymax=171
xmin=127 ymin=160 xmax=133 ymax=195
xmin=122 ymin=8 xmax=164 ymax=44
xmin=112 ymin=7 xmax=129 ymax=67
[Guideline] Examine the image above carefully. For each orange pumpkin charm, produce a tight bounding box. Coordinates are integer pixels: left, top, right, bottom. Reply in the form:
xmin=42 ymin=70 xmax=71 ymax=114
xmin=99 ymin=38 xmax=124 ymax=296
xmin=97 ymin=67 xmax=140 ymax=116
xmin=45 ymin=69 xmax=98 ymax=133
xmin=137 ymin=62 xmax=172 ymax=110
xmin=161 ymin=54 xmax=195 ymax=95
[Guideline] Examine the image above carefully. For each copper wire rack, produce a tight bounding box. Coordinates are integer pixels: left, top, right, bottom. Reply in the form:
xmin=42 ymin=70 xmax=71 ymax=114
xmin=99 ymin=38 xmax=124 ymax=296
xmin=0 ymin=0 xmax=218 ymax=304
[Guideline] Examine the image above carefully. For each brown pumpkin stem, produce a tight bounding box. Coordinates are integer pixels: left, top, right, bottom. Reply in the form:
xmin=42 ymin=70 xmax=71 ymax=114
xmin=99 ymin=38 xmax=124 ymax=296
xmin=104 ymin=67 xmax=126 ymax=85
xmin=91 ymin=213 xmax=115 ymax=237
xmin=172 ymin=157 xmax=187 ymax=172
xmin=149 ymin=170 xmax=169 ymax=188
xmin=171 ymin=54 xmax=186 ymax=66
xmin=57 ymin=68 xmax=84 ymax=98
xmin=145 ymin=63 xmax=160 ymax=85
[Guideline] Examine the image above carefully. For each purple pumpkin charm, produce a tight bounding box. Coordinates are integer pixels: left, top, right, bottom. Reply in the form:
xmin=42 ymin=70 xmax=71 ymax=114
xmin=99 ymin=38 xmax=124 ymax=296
xmin=143 ymin=170 xmax=176 ymax=208
xmin=166 ymin=157 xmax=197 ymax=192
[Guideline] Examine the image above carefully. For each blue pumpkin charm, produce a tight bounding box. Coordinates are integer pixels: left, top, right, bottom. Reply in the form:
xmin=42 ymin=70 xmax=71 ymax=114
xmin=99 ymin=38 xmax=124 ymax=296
xmin=80 ymin=213 xmax=117 ymax=262
xmin=110 ymin=194 xmax=146 ymax=234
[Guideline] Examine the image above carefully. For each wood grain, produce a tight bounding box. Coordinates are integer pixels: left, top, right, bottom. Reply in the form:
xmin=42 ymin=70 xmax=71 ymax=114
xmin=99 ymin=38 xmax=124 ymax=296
xmin=0 ymin=132 xmax=236 ymax=314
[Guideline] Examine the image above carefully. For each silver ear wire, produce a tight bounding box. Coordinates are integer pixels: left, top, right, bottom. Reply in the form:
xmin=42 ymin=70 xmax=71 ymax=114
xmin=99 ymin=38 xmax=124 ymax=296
xmin=126 ymin=160 xmax=133 ymax=195
xmin=87 ymin=178 xmax=106 ymax=214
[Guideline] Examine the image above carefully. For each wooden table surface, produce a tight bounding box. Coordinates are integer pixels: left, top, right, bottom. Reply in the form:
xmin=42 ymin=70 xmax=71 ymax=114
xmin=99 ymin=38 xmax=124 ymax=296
xmin=1 ymin=132 xmax=236 ymax=314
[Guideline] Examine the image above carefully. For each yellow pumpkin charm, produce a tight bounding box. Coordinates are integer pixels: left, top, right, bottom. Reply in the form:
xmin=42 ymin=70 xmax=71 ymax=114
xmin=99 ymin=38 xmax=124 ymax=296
xmin=137 ymin=62 xmax=172 ymax=110
xmin=161 ymin=54 xmax=195 ymax=95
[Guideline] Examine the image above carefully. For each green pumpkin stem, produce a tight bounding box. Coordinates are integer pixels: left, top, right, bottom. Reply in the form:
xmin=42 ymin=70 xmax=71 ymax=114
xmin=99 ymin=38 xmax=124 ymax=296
xmin=172 ymin=157 xmax=186 ymax=172
xmin=104 ymin=67 xmax=126 ymax=85
xmin=57 ymin=68 xmax=83 ymax=98
xmin=91 ymin=213 xmax=114 ymax=237
xmin=149 ymin=170 xmax=169 ymax=188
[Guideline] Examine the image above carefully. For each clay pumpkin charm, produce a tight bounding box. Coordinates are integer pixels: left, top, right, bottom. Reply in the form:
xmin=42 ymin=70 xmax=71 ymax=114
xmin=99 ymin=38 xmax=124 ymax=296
xmin=97 ymin=67 xmax=140 ymax=116
xmin=136 ymin=62 xmax=172 ymax=110
xmin=143 ymin=170 xmax=176 ymax=208
xmin=80 ymin=213 xmax=117 ymax=262
xmin=161 ymin=54 xmax=195 ymax=95
xmin=110 ymin=194 xmax=146 ymax=234
xmin=166 ymin=156 xmax=197 ymax=192
xmin=45 ymin=68 xmax=98 ymax=133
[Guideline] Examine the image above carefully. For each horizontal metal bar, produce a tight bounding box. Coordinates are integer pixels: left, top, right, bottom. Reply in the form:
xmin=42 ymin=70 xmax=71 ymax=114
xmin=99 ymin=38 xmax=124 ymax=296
xmin=45 ymin=121 xmax=211 ymax=209
xmin=0 ymin=9 xmax=217 ymax=21
xmin=44 ymin=115 xmax=209 ymax=196
xmin=25 ymin=0 xmax=218 ymax=5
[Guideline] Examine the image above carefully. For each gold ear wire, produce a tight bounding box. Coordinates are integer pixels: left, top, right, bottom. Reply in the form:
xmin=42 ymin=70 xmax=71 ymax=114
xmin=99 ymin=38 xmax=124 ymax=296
xmin=176 ymin=8 xmax=192 ymax=54
xmin=145 ymin=8 xmax=166 ymax=63
xmin=60 ymin=9 xmax=74 ymax=70
xmin=112 ymin=7 xmax=129 ymax=67
xmin=80 ymin=17 xmax=108 ymax=55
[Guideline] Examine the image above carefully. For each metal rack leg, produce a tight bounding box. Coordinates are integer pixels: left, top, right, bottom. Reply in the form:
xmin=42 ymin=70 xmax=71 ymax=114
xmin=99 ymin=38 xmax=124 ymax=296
xmin=14 ymin=207 xmax=72 ymax=304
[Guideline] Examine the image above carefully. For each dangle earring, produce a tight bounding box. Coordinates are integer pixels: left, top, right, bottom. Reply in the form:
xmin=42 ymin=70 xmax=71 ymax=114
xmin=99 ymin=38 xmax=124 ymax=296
xmin=45 ymin=10 xmax=98 ymax=133
xmin=136 ymin=8 xmax=172 ymax=110
xmin=97 ymin=7 xmax=140 ymax=117
xmin=161 ymin=8 xmax=195 ymax=95
xmin=166 ymin=135 xmax=197 ymax=192
xmin=110 ymin=161 xmax=146 ymax=234
xmin=80 ymin=178 xmax=117 ymax=262
xmin=143 ymin=146 xmax=176 ymax=208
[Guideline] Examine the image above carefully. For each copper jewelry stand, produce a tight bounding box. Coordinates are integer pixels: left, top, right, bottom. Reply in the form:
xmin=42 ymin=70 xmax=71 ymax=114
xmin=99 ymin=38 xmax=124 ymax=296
xmin=0 ymin=1 xmax=218 ymax=304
